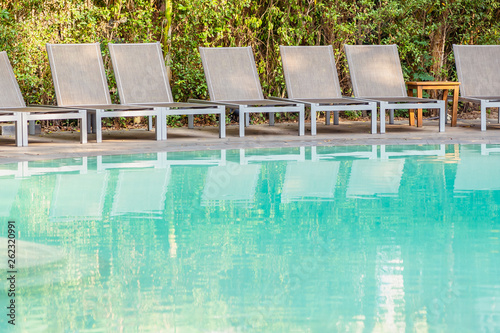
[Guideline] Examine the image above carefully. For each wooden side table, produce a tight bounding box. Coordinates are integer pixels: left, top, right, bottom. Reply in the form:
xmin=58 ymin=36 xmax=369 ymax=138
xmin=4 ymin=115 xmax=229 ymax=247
xmin=406 ymin=81 xmax=460 ymax=127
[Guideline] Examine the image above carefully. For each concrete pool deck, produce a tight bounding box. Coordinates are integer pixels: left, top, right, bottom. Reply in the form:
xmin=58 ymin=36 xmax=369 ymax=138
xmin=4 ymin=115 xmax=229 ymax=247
xmin=1 ymin=117 xmax=500 ymax=164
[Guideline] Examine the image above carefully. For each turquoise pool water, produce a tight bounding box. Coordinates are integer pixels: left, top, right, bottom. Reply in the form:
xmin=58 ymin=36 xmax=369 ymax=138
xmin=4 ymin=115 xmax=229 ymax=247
xmin=1 ymin=144 xmax=499 ymax=332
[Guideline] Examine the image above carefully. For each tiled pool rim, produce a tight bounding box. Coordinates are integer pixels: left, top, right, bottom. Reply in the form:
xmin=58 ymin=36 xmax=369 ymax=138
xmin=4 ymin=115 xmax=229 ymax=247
xmin=1 ymin=118 xmax=500 ymax=164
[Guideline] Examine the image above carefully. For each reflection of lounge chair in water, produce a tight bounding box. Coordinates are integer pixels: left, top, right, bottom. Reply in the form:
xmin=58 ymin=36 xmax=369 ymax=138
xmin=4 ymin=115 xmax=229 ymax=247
xmin=0 ymin=178 xmax=21 ymax=219
xmin=50 ymin=172 xmax=108 ymax=222
xmin=202 ymin=162 xmax=261 ymax=206
xmin=311 ymin=145 xmax=378 ymax=161
xmin=281 ymin=161 xmax=340 ymax=202
xmin=0 ymin=237 xmax=64 ymax=270
xmin=454 ymin=146 xmax=500 ymax=192
xmin=97 ymin=151 xmax=227 ymax=170
xmin=239 ymin=147 xmax=305 ymax=164
xmin=347 ymin=159 xmax=405 ymax=198
xmin=111 ymin=168 xmax=170 ymax=217
xmin=380 ymin=144 xmax=445 ymax=159
xmin=480 ymin=144 xmax=500 ymax=156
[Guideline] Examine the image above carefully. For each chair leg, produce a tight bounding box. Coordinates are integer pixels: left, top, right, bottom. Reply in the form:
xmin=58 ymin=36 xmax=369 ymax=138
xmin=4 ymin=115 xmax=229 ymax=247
xmin=29 ymin=120 xmax=35 ymax=135
xmin=325 ymin=111 xmax=331 ymax=125
xmin=389 ymin=109 xmax=394 ymax=124
xmin=298 ymin=105 xmax=305 ymax=136
xmin=370 ymin=105 xmax=377 ymax=134
xmin=87 ymin=113 xmax=93 ymax=134
xmin=438 ymin=101 xmax=445 ymax=132
xmin=80 ymin=112 xmax=88 ymax=144
xmin=160 ymin=108 xmax=167 ymax=140
xmin=15 ymin=117 xmax=23 ymax=147
xmin=219 ymin=108 xmax=226 ymax=138
xmin=380 ymin=103 xmax=387 ymax=134
xmin=245 ymin=112 xmax=250 ymax=127
xmin=163 ymin=116 xmax=168 ymax=140
xmin=148 ymin=116 xmax=153 ymax=131
xmin=239 ymin=107 xmax=245 ymax=137
xmin=21 ymin=114 xmax=28 ymax=147
xmin=269 ymin=112 xmax=275 ymax=126
xmin=155 ymin=110 xmax=162 ymax=141
xmin=334 ymin=111 xmax=339 ymax=125
xmin=481 ymin=102 xmax=487 ymax=131
xmin=310 ymin=106 xmax=317 ymax=136
xmin=188 ymin=114 xmax=194 ymax=129
xmin=96 ymin=110 xmax=103 ymax=143
xmin=91 ymin=114 xmax=97 ymax=134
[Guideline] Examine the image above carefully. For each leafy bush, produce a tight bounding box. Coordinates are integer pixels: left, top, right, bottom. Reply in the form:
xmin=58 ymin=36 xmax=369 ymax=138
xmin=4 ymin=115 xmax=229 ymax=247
xmin=1 ymin=0 xmax=499 ymax=126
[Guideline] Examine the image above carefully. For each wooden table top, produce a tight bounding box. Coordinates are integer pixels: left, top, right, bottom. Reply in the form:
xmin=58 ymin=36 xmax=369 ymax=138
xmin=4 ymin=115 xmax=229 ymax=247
xmin=406 ymin=81 xmax=460 ymax=87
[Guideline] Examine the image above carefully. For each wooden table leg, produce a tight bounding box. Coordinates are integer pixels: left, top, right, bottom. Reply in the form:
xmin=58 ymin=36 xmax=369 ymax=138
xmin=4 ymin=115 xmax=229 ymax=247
xmin=452 ymin=86 xmax=459 ymax=127
xmin=408 ymin=87 xmax=415 ymax=126
xmin=417 ymin=86 xmax=423 ymax=127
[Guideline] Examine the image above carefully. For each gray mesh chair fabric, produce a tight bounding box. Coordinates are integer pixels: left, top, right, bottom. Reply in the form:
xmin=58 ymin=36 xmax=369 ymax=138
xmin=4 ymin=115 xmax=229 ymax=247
xmin=0 ymin=52 xmax=25 ymax=108
xmin=344 ymin=45 xmax=407 ymax=98
xmin=0 ymin=51 xmax=87 ymax=146
xmin=199 ymin=47 xmax=264 ymax=101
xmin=109 ymin=43 xmax=173 ymax=104
xmin=195 ymin=47 xmax=305 ymax=137
xmin=46 ymin=44 xmax=111 ymax=106
xmin=108 ymin=42 xmax=225 ymax=139
xmin=279 ymin=45 xmax=377 ymax=134
xmin=453 ymin=45 xmax=500 ymax=131
xmin=46 ymin=43 xmax=163 ymax=143
xmin=344 ymin=44 xmax=445 ymax=133
xmin=281 ymin=46 xmax=342 ymax=99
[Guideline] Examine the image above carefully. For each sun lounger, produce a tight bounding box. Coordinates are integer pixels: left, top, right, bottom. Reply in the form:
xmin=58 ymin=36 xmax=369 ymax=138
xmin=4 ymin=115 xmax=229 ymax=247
xmin=193 ymin=47 xmax=305 ymax=137
xmin=46 ymin=43 xmax=163 ymax=143
xmin=108 ymin=42 xmax=226 ymax=139
xmin=453 ymin=45 xmax=500 ymax=131
xmin=278 ymin=45 xmax=377 ymax=134
xmin=0 ymin=51 xmax=87 ymax=146
xmin=344 ymin=44 xmax=445 ymax=133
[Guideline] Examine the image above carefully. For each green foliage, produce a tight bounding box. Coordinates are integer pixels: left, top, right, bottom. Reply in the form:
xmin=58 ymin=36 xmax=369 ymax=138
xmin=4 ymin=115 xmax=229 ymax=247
xmin=1 ymin=0 xmax=500 ymax=124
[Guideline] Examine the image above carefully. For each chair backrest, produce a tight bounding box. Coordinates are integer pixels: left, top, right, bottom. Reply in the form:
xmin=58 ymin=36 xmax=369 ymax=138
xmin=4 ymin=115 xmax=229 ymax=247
xmin=46 ymin=43 xmax=112 ymax=106
xmin=453 ymin=45 xmax=500 ymax=97
xmin=108 ymin=42 xmax=174 ymax=104
xmin=280 ymin=45 xmax=342 ymax=99
xmin=199 ymin=47 xmax=264 ymax=101
xmin=0 ymin=51 xmax=26 ymax=108
xmin=344 ymin=44 xmax=407 ymax=98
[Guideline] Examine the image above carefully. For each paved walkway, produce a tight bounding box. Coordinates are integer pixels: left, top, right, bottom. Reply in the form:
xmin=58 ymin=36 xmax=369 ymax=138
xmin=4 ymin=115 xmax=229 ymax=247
xmin=1 ymin=118 xmax=500 ymax=164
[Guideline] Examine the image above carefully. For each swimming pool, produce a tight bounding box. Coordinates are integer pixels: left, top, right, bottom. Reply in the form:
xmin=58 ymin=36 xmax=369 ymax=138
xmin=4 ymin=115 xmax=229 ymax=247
xmin=1 ymin=144 xmax=499 ymax=332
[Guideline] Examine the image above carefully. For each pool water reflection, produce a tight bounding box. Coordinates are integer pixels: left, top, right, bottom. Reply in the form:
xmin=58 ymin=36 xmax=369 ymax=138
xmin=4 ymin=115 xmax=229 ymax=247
xmin=0 ymin=144 xmax=499 ymax=332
